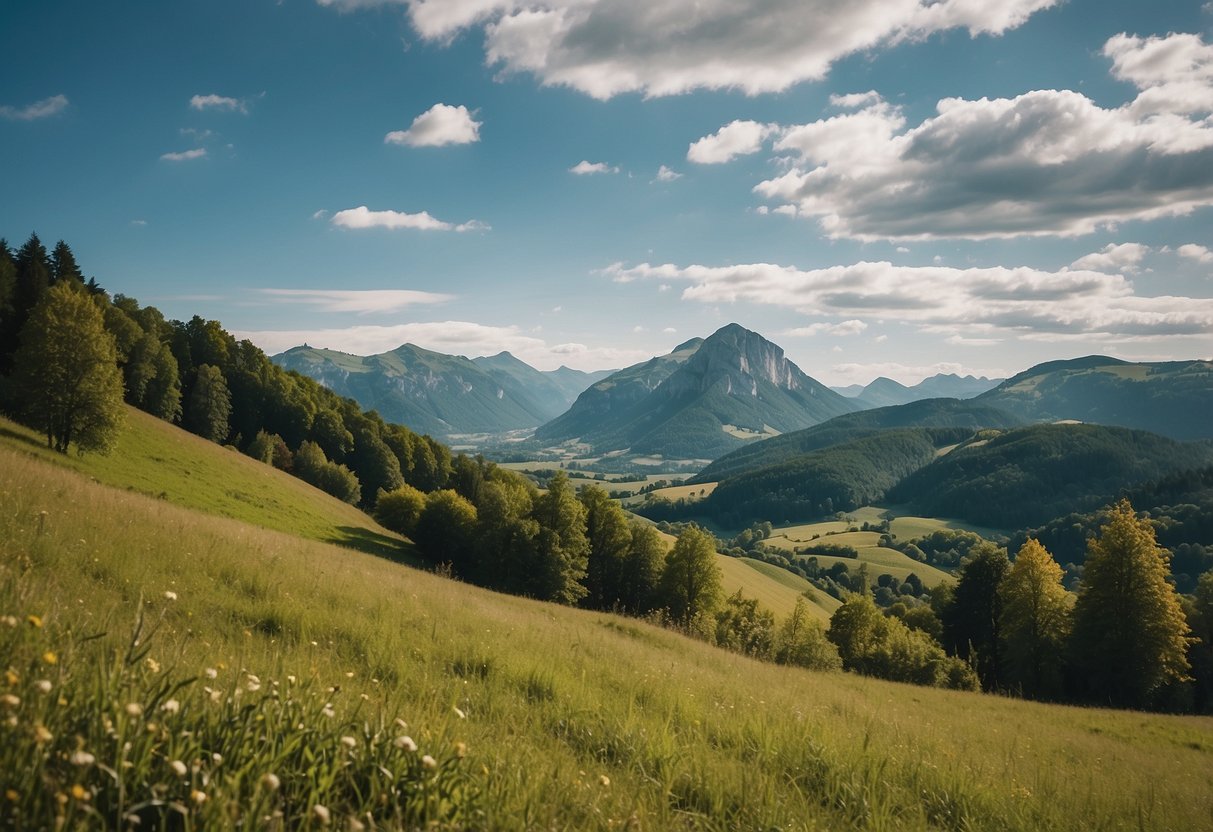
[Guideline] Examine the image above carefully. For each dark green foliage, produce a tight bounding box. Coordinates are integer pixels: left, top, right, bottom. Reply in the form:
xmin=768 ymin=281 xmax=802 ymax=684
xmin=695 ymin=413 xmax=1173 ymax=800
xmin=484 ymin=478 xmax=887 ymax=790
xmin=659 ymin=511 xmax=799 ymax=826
xmin=293 ymin=441 xmax=361 ymax=504
xmin=185 ymin=364 xmax=232 ymax=443
xmin=414 ymin=489 xmax=479 ymax=573
xmin=580 ymin=486 xmax=634 ymax=610
xmin=658 ymin=525 xmax=723 ymax=630
xmin=618 ymin=523 xmax=665 ymax=614
xmin=11 ymin=281 xmax=125 ymax=454
xmin=529 ymin=472 xmax=590 ymax=603
xmin=348 ymin=420 xmax=404 ymax=506
xmin=696 ymin=398 xmax=1023 ymax=484
xmin=977 ymin=356 xmax=1213 ymax=440
xmin=0 ymin=240 xmax=17 ymax=373
xmin=940 ymin=544 xmax=1009 ymax=691
xmin=891 ymin=424 xmax=1213 ymax=529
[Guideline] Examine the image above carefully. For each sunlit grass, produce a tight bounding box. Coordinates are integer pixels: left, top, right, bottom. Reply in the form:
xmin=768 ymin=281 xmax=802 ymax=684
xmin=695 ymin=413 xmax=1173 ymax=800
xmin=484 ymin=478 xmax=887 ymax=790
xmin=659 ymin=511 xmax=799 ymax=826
xmin=2 ymin=441 xmax=1211 ymax=830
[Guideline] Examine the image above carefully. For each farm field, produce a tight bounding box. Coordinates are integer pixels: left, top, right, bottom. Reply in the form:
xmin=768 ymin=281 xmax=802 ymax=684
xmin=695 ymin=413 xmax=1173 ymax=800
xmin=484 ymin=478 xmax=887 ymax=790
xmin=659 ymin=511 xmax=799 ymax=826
xmin=2 ymin=428 xmax=1211 ymax=830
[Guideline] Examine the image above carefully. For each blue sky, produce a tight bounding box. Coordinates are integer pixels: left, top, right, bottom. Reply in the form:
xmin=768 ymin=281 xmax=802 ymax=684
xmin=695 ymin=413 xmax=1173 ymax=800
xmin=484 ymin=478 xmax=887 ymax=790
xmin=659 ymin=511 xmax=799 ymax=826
xmin=2 ymin=0 xmax=1211 ymax=384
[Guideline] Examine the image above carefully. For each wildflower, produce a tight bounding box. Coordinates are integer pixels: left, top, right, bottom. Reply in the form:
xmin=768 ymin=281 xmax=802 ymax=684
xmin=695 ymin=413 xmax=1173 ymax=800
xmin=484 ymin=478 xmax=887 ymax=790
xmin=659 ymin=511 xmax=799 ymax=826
xmin=3 ymin=670 xmax=16 ymax=686
xmin=42 ymin=651 xmax=57 ymax=666
xmin=204 ymin=668 xmax=218 ymax=679
xmin=452 ymin=706 xmax=466 ymax=719
xmin=34 ymin=680 xmax=52 ymax=694
xmin=5 ymin=789 xmax=18 ymax=802
xmin=321 ymin=704 xmax=335 ymax=718
xmin=0 ymin=694 xmax=19 ymax=709
xmin=348 ymin=817 xmax=366 ymax=831
xmin=70 ymin=751 xmax=95 ymax=766
xmin=190 ymin=790 xmax=207 ymax=805
xmin=144 ymin=657 xmax=161 ymax=674
xmin=125 ymin=702 xmax=143 ymax=717
xmin=34 ymin=724 xmax=53 ymax=744
xmin=70 ymin=784 xmax=89 ymax=801
xmin=421 ymin=755 xmax=437 ymax=770
xmin=1 ymin=616 xmax=16 ymax=627
xmin=260 ymin=772 xmax=281 ymax=792
xmin=341 ymin=736 xmax=357 ymax=750
xmin=161 ymin=699 xmax=180 ymax=714
xmin=394 ymin=736 xmax=417 ymax=752
xmin=169 ymin=760 xmax=188 ymax=777
xmin=164 ymin=591 xmax=178 ymax=601
xmin=212 ymin=752 xmax=222 ymax=765
xmin=599 ymin=774 xmax=611 ymax=787
xmin=313 ymin=804 xmax=331 ymax=825
xmin=286 ymin=675 xmax=297 ymax=685
xmin=27 ymin=615 xmax=42 ymax=628
xmin=454 ymin=742 xmax=467 ymax=759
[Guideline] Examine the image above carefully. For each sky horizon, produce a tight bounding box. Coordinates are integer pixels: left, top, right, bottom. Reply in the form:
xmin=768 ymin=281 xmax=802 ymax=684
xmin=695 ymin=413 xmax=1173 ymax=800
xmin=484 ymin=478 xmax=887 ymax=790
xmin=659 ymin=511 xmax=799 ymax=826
xmin=3 ymin=0 xmax=1212 ymax=386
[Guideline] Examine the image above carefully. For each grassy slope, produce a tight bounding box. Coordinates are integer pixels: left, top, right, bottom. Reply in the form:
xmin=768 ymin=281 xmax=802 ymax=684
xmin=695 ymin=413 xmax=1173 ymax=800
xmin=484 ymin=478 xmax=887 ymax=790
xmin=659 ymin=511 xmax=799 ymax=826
xmin=3 ymin=443 xmax=1212 ymax=830
xmin=0 ymin=408 xmax=408 ymax=562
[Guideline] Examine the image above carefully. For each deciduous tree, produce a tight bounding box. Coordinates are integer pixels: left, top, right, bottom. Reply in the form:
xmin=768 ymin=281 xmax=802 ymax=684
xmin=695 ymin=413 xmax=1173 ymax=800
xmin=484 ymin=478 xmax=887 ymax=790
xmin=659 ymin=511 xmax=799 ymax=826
xmin=658 ymin=525 xmax=722 ymax=630
xmin=999 ymin=539 xmax=1072 ymax=699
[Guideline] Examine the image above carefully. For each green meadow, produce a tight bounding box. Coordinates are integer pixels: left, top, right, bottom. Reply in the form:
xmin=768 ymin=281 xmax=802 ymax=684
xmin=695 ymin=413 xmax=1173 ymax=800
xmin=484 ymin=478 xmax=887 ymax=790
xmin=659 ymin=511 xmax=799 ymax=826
xmin=2 ymin=413 xmax=1212 ymax=829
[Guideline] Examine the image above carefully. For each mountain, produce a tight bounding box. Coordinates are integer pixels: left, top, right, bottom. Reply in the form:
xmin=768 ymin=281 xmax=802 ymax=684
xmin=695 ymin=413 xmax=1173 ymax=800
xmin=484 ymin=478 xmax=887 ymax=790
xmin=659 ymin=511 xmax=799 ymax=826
xmin=846 ymin=374 xmax=1004 ymax=409
xmin=693 ymin=398 xmax=1025 ymax=484
xmin=889 ymin=423 xmax=1213 ymax=528
xmin=273 ymin=344 xmax=607 ymax=436
xmin=975 ymin=356 xmax=1213 ymax=440
xmin=535 ymin=324 xmax=858 ymax=459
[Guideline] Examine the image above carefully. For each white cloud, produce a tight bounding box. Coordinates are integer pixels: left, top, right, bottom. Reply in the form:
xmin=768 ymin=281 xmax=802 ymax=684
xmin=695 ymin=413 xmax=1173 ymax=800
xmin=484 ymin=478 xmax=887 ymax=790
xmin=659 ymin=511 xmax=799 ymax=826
xmin=312 ymin=209 xmax=330 ymax=220
xmin=190 ymin=94 xmax=247 ymax=113
xmin=784 ymin=319 xmax=868 ymax=337
xmin=662 ymin=326 xmax=677 ymax=333
xmin=256 ymin=288 xmax=454 ymax=313
xmin=160 ymin=148 xmax=208 ymax=162
xmin=330 ymin=205 xmax=489 ymax=232
xmin=391 ymin=0 xmax=1058 ymax=99
xmin=732 ymin=32 xmax=1213 ymax=240
xmin=0 ymin=94 xmax=69 ymax=121
xmin=830 ymin=91 xmax=882 ymax=109
xmin=654 ymin=164 xmax=682 ymax=182
xmin=687 ymin=120 xmax=775 ymax=164
xmin=1070 ymin=243 xmax=1150 ymax=273
xmin=569 ymin=160 xmax=619 ymax=175
xmin=130 ymin=219 xmax=148 ymax=227
xmin=605 ymin=260 xmax=1213 ymax=342
xmin=1178 ymin=243 xmax=1213 ymax=264
xmin=385 ymin=103 xmax=481 ymax=147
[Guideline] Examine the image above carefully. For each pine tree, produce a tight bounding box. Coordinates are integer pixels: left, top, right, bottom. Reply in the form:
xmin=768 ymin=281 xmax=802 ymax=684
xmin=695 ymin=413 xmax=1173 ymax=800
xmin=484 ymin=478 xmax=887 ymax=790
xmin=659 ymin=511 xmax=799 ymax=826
xmin=185 ymin=364 xmax=231 ymax=443
xmin=941 ymin=542 xmax=1009 ymax=690
xmin=49 ymin=240 xmax=83 ymax=285
xmin=999 ymin=539 xmax=1072 ymax=699
xmin=1069 ymin=499 xmax=1191 ymax=708
xmin=12 ymin=281 xmax=124 ymax=453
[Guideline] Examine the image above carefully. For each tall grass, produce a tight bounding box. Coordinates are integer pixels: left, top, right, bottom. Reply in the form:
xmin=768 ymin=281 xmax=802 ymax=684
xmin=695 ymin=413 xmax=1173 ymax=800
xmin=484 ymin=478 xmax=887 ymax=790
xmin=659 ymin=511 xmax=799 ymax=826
xmin=2 ymin=446 xmax=1211 ymax=830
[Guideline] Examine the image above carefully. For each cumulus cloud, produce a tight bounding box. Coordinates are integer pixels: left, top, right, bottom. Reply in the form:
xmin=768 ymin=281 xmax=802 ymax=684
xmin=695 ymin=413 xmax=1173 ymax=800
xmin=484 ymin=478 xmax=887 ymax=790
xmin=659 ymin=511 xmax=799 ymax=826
xmin=654 ymin=164 xmax=682 ymax=182
xmin=1070 ymin=243 xmax=1150 ymax=273
xmin=0 ymin=94 xmax=69 ymax=121
xmin=190 ymin=94 xmax=247 ymax=113
xmin=691 ymin=32 xmax=1213 ymax=240
xmin=687 ymin=120 xmax=775 ymax=164
xmin=256 ymin=288 xmax=454 ymax=313
xmin=829 ymin=91 xmax=882 ymax=109
xmin=784 ymin=320 xmax=868 ymax=337
xmin=330 ymin=205 xmax=489 ymax=232
xmin=569 ymin=160 xmax=619 ymax=175
xmin=388 ymin=0 xmax=1058 ymax=99
xmin=604 ymin=260 xmax=1213 ymax=342
xmin=1178 ymin=243 xmax=1213 ymax=263
xmin=385 ymin=103 xmax=481 ymax=146
xmin=160 ymin=148 xmax=208 ymax=162
xmin=235 ymin=319 xmax=645 ymax=370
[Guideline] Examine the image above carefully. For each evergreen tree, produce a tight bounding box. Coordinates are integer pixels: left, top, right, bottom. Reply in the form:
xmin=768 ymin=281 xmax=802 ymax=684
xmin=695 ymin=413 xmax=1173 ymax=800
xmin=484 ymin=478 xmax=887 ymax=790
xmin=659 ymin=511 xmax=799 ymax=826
xmin=0 ymin=240 xmax=17 ymax=369
xmin=185 ymin=364 xmax=231 ymax=442
xmin=49 ymin=240 xmax=83 ymax=285
xmin=1069 ymin=499 xmax=1191 ymax=708
xmin=12 ymin=281 xmax=125 ymax=453
xmin=143 ymin=343 xmax=182 ymax=422
xmin=13 ymin=233 xmax=51 ymax=315
xmin=580 ymin=485 xmax=633 ymax=610
xmin=658 ymin=525 xmax=722 ymax=630
xmin=941 ymin=542 xmax=1009 ymax=690
xmin=999 ymin=539 xmax=1072 ymax=699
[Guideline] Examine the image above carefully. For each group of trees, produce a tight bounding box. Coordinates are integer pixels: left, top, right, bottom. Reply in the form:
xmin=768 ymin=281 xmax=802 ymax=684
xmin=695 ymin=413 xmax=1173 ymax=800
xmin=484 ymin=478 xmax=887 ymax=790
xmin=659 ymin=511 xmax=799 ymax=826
xmin=0 ymin=233 xmax=453 ymax=511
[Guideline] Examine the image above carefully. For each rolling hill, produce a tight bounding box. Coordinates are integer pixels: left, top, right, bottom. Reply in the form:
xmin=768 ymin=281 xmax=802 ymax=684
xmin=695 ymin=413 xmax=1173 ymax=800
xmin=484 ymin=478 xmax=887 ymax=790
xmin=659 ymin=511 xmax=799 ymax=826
xmin=975 ymin=355 xmax=1213 ymax=440
xmin=536 ymin=324 xmax=857 ymax=459
xmin=273 ymin=344 xmax=608 ymax=436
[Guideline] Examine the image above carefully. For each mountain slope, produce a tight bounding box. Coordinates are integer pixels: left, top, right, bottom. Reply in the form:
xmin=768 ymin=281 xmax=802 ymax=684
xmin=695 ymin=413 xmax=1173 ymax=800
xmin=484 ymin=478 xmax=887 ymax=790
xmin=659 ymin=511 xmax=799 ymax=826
xmin=537 ymin=324 xmax=857 ymax=459
xmin=694 ymin=398 xmax=1025 ymax=484
xmin=890 ymin=423 xmax=1213 ymax=528
xmin=975 ymin=356 xmax=1213 ymax=440
xmin=274 ymin=344 xmax=604 ymax=436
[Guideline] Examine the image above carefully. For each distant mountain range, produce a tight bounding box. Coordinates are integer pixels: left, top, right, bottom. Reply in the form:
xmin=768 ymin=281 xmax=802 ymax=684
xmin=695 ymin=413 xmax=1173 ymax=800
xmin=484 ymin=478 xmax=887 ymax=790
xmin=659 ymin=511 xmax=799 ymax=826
xmin=534 ymin=323 xmax=858 ymax=459
xmin=832 ymin=374 xmax=1004 ymax=408
xmin=272 ymin=344 xmax=611 ymax=437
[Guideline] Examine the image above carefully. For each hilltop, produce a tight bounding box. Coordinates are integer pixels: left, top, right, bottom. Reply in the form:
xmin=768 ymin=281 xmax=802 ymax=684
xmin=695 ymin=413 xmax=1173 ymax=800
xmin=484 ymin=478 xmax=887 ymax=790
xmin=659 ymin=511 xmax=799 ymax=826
xmin=536 ymin=324 xmax=856 ymax=459
xmin=839 ymin=373 xmax=1004 ymax=409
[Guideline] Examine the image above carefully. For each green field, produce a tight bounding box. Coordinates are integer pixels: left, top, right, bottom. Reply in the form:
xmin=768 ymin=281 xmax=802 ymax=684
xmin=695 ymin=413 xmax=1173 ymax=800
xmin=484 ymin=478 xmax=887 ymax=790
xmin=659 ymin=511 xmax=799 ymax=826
xmin=2 ymin=423 xmax=1212 ymax=829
